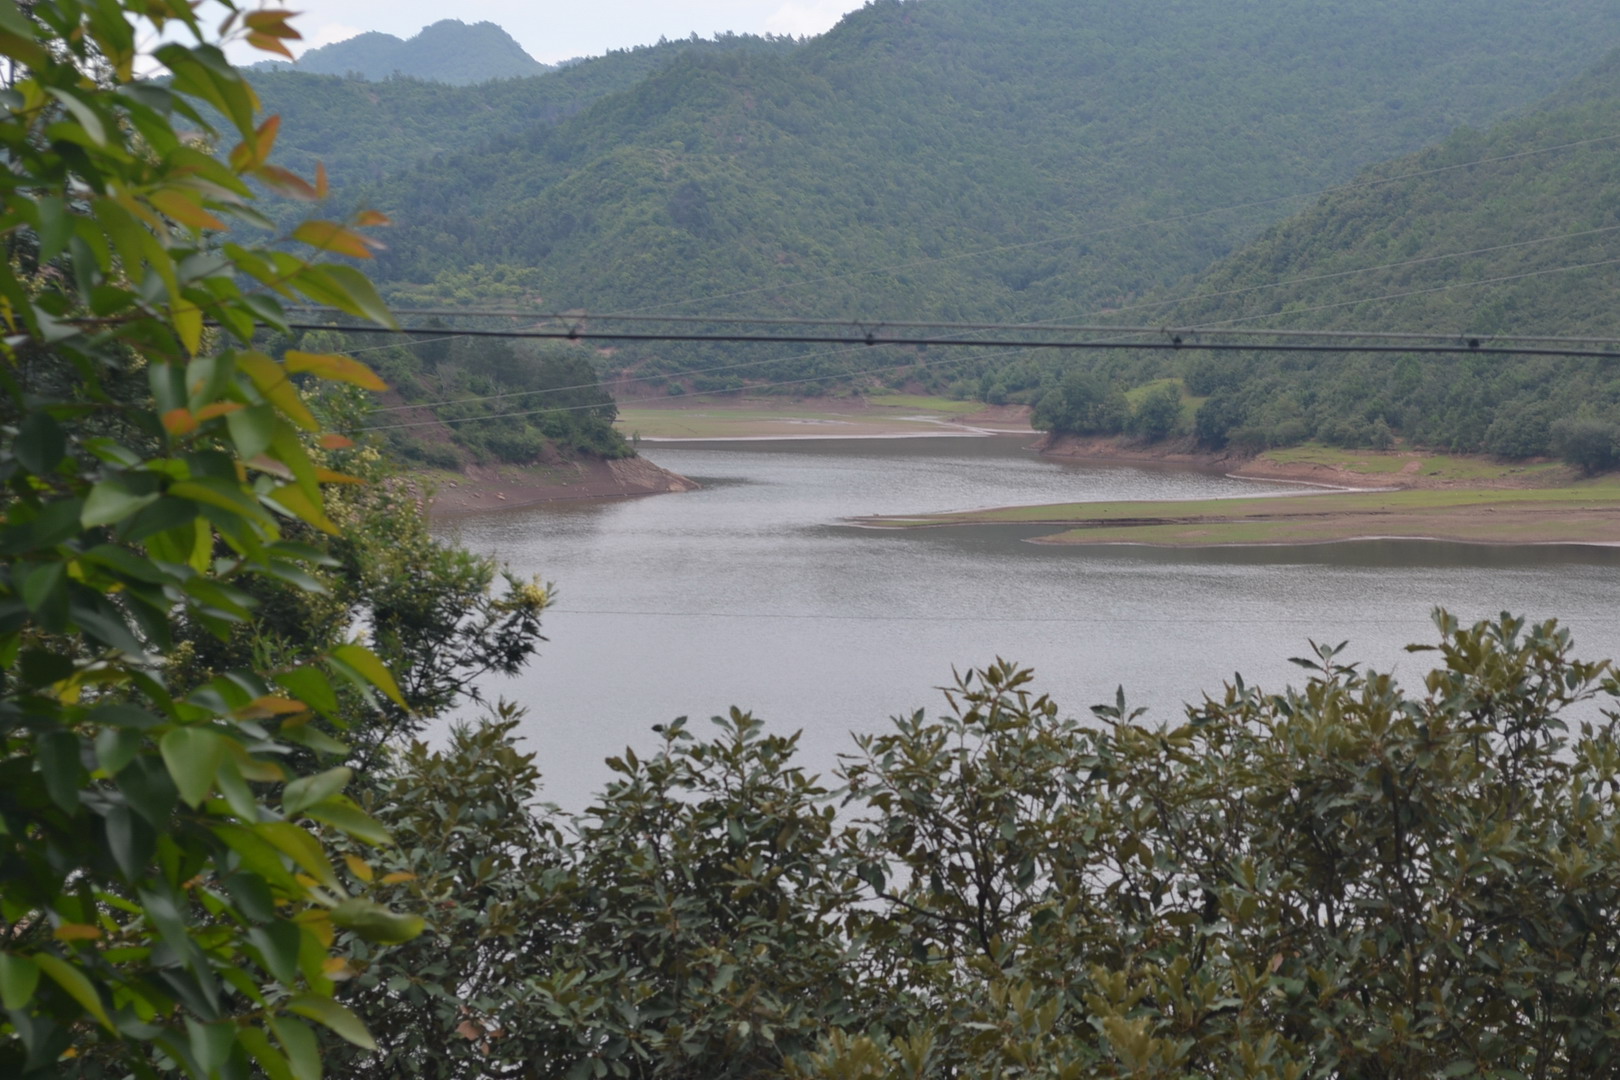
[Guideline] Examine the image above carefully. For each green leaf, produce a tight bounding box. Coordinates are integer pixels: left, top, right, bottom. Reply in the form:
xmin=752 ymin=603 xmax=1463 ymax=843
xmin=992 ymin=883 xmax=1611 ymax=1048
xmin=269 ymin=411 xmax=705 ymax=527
xmin=273 ymin=668 xmax=339 ymax=716
xmin=292 ymin=264 xmax=397 ymax=330
xmin=47 ymin=87 xmax=107 ymax=146
xmin=36 ymin=729 xmax=84 ymax=813
xmin=0 ymin=953 xmax=40 ymax=1011
xmin=0 ymin=0 xmax=39 ymax=38
xmin=36 ymin=953 xmax=114 ymax=1031
xmin=259 ymin=822 xmax=341 ymax=891
xmin=301 ymin=796 xmax=391 ymax=847
xmin=102 ymin=804 xmax=154 ymax=880
xmin=283 ymin=351 xmax=387 ymax=391
xmin=226 ymin=403 xmax=276 ymax=460
xmin=15 ymin=411 xmax=66 ymax=475
xmin=329 ymin=898 xmax=424 ymax=945
xmin=246 ymin=921 xmax=302 ymax=987
xmin=211 ymin=824 xmax=302 ymax=895
xmin=236 ymin=351 xmax=317 ymax=431
xmin=287 ymin=994 xmax=376 ymax=1050
xmin=185 ymin=1018 xmax=236 ymax=1077
xmin=82 ymin=477 xmax=161 ymax=528
xmin=95 ymin=727 xmax=143 ymax=775
xmin=19 ymin=561 xmax=65 ymax=615
xmin=270 ymin=1015 xmax=322 ymax=1080
xmin=329 ymin=644 xmax=407 ymax=709
xmin=160 ymin=726 xmax=228 ymax=808
xmin=282 ymin=766 xmax=351 ymax=817
xmin=118 ymin=756 xmax=180 ymax=828
xmin=238 ymin=1026 xmax=295 ymax=1080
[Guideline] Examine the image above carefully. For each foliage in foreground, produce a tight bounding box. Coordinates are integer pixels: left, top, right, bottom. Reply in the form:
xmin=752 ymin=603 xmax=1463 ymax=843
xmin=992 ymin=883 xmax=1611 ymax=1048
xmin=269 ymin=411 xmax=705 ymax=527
xmin=344 ymin=612 xmax=1620 ymax=1079
xmin=0 ymin=0 xmax=445 ymax=1075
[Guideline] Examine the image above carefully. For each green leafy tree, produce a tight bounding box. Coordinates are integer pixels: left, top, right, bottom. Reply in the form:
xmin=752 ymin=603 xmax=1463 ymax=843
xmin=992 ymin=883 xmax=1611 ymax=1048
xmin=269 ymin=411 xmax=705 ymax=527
xmin=1551 ymin=416 xmax=1620 ymax=475
xmin=1129 ymin=382 xmax=1183 ymax=442
xmin=0 ymin=2 xmax=426 ymax=1075
xmin=344 ymin=610 xmax=1620 ymax=1080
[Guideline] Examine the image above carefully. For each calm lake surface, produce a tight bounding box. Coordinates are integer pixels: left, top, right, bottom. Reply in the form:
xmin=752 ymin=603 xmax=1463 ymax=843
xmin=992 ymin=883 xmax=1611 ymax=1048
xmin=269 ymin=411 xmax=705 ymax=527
xmin=434 ymin=437 xmax=1620 ymax=810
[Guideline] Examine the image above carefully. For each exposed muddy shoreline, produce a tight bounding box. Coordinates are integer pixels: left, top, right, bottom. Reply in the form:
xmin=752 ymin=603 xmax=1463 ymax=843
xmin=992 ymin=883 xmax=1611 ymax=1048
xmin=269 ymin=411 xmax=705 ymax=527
xmin=423 ymin=456 xmax=699 ymax=516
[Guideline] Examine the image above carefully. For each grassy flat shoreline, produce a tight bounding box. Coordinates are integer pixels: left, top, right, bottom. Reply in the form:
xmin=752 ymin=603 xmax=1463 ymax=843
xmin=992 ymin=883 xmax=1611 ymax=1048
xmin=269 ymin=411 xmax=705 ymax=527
xmin=614 ymin=395 xmax=1032 ymax=440
xmin=856 ymin=479 xmax=1620 ymax=547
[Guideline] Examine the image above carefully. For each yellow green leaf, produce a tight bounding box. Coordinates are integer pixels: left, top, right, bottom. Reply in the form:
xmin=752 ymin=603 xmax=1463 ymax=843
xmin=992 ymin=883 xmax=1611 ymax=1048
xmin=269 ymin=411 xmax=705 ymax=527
xmin=291 ymin=221 xmax=377 ymax=260
xmin=330 ymin=643 xmax=407 ymax=709
xmin=236 ymin=351 xmax=317 ymax=430
xmin=35 ymin=954 xmax=113 ymax=1031
xmin=283 ymin=351 xmax=387 ymax=391
xmin=329 ymin=898 xmax=424 ymax=945
xmin=174 ymin=299 xmax=203 ymax=356
xmin=259 ymin=822 xmax=341 ymax=892
xmin=268 ymin=483 xmax=338 ymax=535
xmin=149 ymin=189 xmax=225 ymax=231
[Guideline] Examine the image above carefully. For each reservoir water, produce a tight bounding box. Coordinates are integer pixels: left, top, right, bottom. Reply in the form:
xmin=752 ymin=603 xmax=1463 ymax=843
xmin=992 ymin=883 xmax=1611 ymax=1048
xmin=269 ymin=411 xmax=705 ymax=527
xmin=435 ymin=436 xmax=1620 ymax=810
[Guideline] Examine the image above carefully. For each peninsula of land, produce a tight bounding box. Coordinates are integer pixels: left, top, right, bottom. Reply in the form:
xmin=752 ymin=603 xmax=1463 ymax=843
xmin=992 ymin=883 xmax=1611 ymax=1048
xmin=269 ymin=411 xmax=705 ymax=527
xmin=857 ymin=441 xmax=1620 ymax=548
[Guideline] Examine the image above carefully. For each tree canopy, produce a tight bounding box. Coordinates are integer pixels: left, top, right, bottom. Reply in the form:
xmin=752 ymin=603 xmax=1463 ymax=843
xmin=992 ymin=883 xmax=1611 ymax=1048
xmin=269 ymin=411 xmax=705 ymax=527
xmin=0 ymin=1 xmax=448 ymax=1074
xmin=330 ymin=613 xmax=1620 ymax=1079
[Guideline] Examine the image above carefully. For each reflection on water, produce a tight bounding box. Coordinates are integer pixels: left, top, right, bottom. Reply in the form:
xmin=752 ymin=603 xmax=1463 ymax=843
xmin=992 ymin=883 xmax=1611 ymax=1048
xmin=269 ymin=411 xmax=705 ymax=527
xmin=434 ymin=437 xmax=1620 ymax=810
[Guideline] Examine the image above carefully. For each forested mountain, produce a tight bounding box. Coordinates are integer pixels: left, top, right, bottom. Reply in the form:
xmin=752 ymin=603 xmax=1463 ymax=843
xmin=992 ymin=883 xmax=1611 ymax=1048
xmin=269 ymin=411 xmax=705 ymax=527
xmin=1019 ymin=46 xmax=1620 ymax=459
xmin=248 ymin=32 xmax=801 ymax=198
xmin=352 ymin=0 xmax=1620 ymax=397
xmin=254 ymin=19 xmax=549 ymax=84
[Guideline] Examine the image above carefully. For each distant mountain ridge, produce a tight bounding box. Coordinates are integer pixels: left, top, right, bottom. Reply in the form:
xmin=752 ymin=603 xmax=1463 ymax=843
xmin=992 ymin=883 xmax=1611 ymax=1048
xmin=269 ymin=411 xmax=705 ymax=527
xmin=353 ymin=0 xmax=1620 ymax=394
xmin=256 ymin=19 xmax=549 ymax=84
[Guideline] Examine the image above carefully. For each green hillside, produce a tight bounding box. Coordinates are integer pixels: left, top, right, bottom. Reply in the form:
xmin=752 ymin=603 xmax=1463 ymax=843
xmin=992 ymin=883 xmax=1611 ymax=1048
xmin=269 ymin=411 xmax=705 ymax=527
xmin=356 ymin=0 xmax=1620 ymax=396
xmin=248 ymin=33 xmax=801 ymax=201
xmin=1021 ymin=47 xmax=1620 ymax=459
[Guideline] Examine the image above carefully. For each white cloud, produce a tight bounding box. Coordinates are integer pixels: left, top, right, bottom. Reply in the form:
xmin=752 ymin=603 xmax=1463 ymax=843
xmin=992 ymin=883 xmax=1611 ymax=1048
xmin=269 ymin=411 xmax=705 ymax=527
xmin=296 ymin=22 xmax=366 ymax=55
xmin=764 ymin=0 xmax=857 ymax=37
xmin=221 ymin=3 xmax=870 ymax=67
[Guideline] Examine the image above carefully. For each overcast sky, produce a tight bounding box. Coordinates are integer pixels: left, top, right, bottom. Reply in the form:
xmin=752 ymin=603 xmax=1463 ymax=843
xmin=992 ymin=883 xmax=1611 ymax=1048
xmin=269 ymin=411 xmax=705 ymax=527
xmin=242 ymin=1 xmax=866 ymax=65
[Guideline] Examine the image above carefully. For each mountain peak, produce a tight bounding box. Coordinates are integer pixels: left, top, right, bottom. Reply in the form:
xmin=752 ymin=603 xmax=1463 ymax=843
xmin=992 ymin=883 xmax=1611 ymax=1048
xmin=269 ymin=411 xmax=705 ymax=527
xmin=276 ymin=19 xmax=549 ymax=84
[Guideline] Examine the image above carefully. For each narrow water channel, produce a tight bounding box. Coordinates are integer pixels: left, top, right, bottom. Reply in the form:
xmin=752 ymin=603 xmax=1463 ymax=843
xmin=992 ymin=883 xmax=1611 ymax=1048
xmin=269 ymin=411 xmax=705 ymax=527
xmin=434 ymin=437 xmax=1620 ymax=810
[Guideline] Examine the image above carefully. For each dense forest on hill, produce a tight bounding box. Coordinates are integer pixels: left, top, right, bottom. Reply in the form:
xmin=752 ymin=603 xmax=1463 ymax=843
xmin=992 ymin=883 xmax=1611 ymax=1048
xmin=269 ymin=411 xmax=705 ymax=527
xmin=346 ymin=0 xmax=1620 ymax=399
xmin=278 ymin=327 xmax=631 ymax=469
xmin=252 ymin=19 xmax=550 ymax=83
xmin=1017 ymin=47 xmax=1620 ymax=459
xmin=248 ymin=32 xmax=801 ymax=201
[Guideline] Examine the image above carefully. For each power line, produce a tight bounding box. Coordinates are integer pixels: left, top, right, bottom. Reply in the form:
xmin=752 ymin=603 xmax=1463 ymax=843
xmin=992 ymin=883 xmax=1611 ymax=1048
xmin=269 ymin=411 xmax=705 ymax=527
xmin=347 ymin=335 xmax=1620 ymax=435
xmin=288 ymin=322 xmax=1620 ymax=356
xmin=354 ymin=346 xmax=1006 ymax=433
xmin=547 ymin=608 xmax=1618 ymax=626
xmin=291 ymin=134 xmax=1620 ymax=415
xmin=309 ymin=254 xmax=1620 ymax=435
xmin=300 ymin=228 xmax=1620 ymax=417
